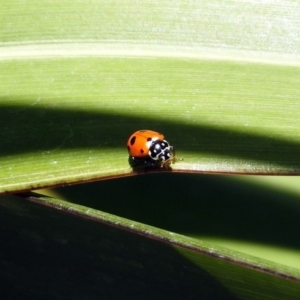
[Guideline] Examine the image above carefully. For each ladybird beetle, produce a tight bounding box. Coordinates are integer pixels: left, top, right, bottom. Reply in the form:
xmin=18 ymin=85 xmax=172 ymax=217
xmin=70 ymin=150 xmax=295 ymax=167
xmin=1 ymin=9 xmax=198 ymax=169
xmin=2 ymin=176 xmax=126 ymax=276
xmin=126 ymin=130 xmax=177 ymax=168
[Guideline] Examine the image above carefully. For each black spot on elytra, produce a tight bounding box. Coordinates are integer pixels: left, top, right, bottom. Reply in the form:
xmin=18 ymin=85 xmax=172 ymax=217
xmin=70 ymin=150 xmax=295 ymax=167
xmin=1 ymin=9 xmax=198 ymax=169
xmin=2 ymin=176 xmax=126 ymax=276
xmin=130 ymin=136 xmax=136 ymax=145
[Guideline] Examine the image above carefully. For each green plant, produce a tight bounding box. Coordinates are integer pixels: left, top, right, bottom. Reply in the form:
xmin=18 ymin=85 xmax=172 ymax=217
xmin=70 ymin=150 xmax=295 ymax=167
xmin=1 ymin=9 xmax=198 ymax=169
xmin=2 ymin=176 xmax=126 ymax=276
xmin=1 ymin=1 xmax=300 ymax=298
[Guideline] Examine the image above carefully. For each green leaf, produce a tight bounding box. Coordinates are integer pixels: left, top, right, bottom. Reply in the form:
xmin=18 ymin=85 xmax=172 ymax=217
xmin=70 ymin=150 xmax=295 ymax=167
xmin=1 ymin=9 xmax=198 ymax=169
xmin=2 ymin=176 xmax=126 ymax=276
xmin=2 ymin=191 xmax=300 ymax=299
xmin=1 ymin=1 xmax=300 ymax=193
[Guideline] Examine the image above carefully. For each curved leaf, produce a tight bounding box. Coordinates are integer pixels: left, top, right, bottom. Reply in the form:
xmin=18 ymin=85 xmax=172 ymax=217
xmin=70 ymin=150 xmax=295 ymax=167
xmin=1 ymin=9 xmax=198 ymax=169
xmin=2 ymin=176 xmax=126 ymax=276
xmin=1 ymin=1 xmax=300 ymax=193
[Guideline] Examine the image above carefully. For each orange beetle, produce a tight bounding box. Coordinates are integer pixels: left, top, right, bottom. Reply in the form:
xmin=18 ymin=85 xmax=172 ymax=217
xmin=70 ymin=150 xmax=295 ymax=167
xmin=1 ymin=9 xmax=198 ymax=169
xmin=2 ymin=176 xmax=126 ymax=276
xmin=126 ymin=130 xmax=176 ymax=168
